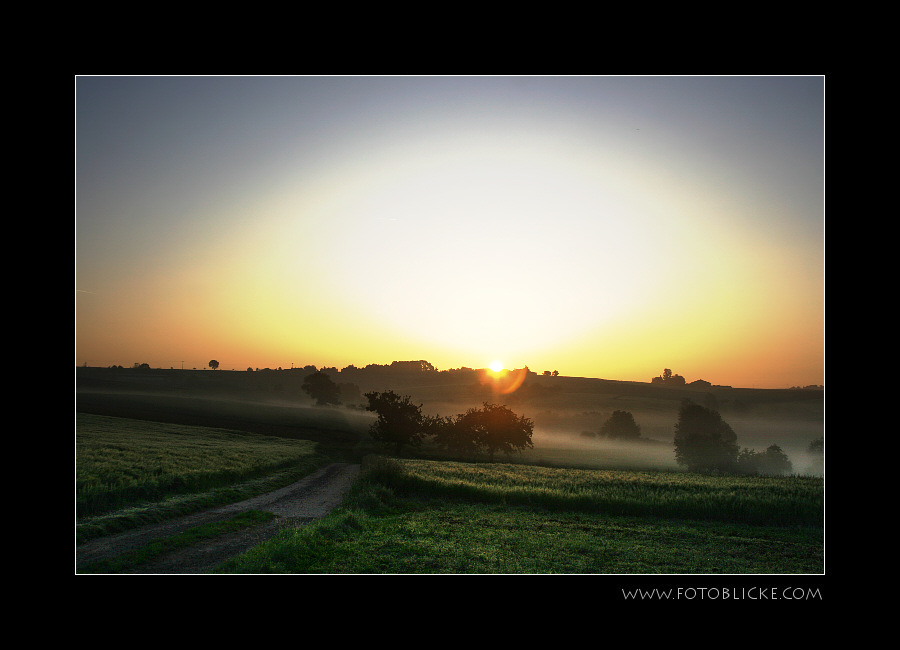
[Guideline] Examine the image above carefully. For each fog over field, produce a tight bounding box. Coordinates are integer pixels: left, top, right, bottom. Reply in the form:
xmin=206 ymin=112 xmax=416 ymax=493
xmin=76 ymin=365 xmax=823 ymax=475
xmin=392 ymin=375 xmax=820 ymax=475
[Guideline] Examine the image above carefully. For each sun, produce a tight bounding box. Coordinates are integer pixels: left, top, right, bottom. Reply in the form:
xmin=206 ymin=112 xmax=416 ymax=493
xmin=489 ymin=360 xmax=504 ymax=373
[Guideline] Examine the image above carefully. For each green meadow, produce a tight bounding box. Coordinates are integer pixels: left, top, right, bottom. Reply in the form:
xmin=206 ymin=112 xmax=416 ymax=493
xmin=216 ymin=456 xmax=823 ymax=574
xmin=75 ymin=372 xmax=823 ymax=574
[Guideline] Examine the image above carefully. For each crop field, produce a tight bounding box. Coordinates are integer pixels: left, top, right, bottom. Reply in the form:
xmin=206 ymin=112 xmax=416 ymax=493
xmin=76 ymin=414 xmax=328 ymax=541
xmin=216 ymin=456 xmax=824 ymax=574
xmin=75 ymin=385 xmax=824 ymax=574
xmin=379 ymin=459 xmax=822 ymax=525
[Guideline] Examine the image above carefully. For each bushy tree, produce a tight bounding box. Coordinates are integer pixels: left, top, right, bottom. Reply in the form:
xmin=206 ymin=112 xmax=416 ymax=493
xmin=652 ymin=368 xmax=686 ymax=385
xmin=758 ymin=445 xmax=793 ymax=475
xmin=804 ymin=436 xmax=824 ymax=475
xmin=736 ymin=448 xmax=758 ymax=474
xmin=430 ymin=414 xmax=478 ymax=457
xmin=209 ymin=359 xmax=219 ymax=370
xmin=454 ymin=403 xmax=534 ymax=462
xmin=302 ymin=371 xmax=341 ymax=406
xmin=736 ymin=445 xmax=794 ymax=475
xmin=365 ymin=390 xmax=429 ymax=455
xmin=600 ymin=410 xmax=641 ymax=440
xmin=363 ymin=394 xmax=534 ymax=461
xmin=673 ymin=400 xmax=739 ymax=473
xmin=339 ymin=382 xmax=361 ymax=406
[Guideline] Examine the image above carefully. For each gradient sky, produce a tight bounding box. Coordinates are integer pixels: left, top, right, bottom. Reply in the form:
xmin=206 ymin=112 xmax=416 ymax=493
xmin=75 ymin=76 xmax=824 ymax=388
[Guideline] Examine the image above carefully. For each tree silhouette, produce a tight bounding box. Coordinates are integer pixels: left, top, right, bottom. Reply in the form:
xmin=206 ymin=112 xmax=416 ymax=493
xmin=673 ymin=400 xmax=739 ymax=473
xmin=736 ymin=444 xmax=794 ymax=475
xmin=455 ymin=403 xmax=534 ymax=462
xmin=364 ymin=390 xmax=428 ymax=455
xmin=804 ymin=437 xmax=824 ymax=475
xmin=600 ymin=410 xmax=642 ymax=440
xmin=736 ymin=447 xmax=759 ymax=474
xmin=302 ymin=371 xmax=341 ymax=406
xmin=808 ymin=437 xmax=823 ymax=456
xmin=208 ymin=359 xmax=219 ymax=370
xmin=431 ymin=414 xmax=478 ymax=457
xmin=652 ymin=368 xmax=686 ymax=385
xmin=758 ymin=444 xmax=793 ymax=475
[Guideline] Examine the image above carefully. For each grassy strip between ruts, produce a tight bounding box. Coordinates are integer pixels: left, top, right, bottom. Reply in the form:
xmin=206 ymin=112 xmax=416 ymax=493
xmin=79 ymin=510 xmax=278 ymax=574
xmin=214 ymin=457 xmax=823 ymax=574
xmin=76 ymin=460 xmax=327 ymax=544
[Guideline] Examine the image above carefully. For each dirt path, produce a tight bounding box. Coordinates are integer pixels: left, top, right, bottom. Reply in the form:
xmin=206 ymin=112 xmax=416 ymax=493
xmin=75 ymin=462 xmax=360 ymax=574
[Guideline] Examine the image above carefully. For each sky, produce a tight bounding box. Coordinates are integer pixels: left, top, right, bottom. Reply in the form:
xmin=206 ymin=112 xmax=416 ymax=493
xmin=75 ymin=76 xmax=824 ymax=388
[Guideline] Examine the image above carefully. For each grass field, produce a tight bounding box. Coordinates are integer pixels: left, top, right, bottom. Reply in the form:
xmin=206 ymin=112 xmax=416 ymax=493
xmin=216 ymin=456 xmax=824 ymax=574
xmin=75 ymin=414 xmax=329 ymax=542
xmin=75 ymin=412 xmax=824 ymax=574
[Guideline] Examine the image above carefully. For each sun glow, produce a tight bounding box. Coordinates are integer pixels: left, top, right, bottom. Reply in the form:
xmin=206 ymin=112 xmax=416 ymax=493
xmin=75 ymin=78 xmax=824 ymax=389
xmin=480 ymin=365 xmax=529 ymax=395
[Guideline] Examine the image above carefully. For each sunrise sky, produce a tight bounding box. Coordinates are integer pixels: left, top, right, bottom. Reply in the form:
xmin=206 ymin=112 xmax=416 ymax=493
xmin=75 ymin=76 xmax=824 ymax=388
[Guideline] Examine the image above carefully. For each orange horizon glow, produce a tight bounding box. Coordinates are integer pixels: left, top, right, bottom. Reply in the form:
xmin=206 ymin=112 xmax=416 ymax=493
xmin=73 ymin=344 xmax=823 ymax=390
xmin=76 ymin=77 xmax=824 ymax=390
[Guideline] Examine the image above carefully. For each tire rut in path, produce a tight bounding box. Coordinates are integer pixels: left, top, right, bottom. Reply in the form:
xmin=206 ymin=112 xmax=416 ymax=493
xmin=76 ymin=462 xmax=360 ymax=574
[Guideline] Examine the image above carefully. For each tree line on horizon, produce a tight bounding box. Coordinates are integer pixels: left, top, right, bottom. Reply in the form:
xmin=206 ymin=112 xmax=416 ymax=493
xmin=88 ymin=359 xmax=821 ymax=391
xmin=103 ymin=359 xmax=563 ymax=377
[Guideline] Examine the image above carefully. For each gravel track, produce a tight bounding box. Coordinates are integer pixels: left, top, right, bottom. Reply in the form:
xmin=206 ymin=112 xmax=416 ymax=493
xmin=75 ymin=462 xmax=360 ymax=574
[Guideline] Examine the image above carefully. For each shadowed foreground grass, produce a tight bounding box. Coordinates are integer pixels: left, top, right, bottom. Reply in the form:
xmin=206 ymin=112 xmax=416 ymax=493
xmin=216 ymin=457 xmax=823 ymax=574
xmin=80 ymin=510 xmax=277 ymax=574
xmin=76 ymin=414 xmax=329 ymax=543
